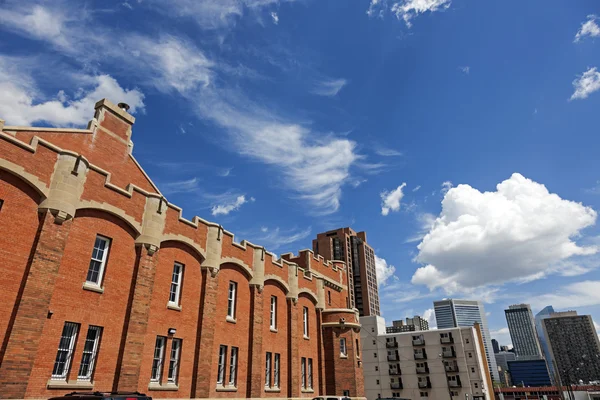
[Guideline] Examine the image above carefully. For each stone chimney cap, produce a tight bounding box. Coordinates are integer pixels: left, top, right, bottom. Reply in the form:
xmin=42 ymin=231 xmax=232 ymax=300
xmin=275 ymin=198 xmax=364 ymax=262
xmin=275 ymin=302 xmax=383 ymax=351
xmin=94 ymin=98 xmax=135 ymax=124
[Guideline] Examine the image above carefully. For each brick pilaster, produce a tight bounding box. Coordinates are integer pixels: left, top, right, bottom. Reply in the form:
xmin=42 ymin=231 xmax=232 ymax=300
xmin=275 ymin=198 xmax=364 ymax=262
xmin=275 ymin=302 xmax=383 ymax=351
xmin=114 ymin=243 xmax=159 ymax=391
xmin=192 ymin=268 xmax=219 ymax=398
xmin=247 ymin=285 xmax=264 ymax=398
xmin=0 ymin=211 xmax=72 ymax=399
xmin=287 ymin=299 xmax=300 ymax=398
xmin=317 ymin=309 xmax=326 ymax=394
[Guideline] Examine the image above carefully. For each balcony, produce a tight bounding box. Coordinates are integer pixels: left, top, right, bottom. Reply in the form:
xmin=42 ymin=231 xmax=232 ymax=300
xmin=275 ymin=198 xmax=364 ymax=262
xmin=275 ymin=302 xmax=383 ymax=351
xmin=412 ymin=337 xmax=425 ymax=346
xmin=386 ymin=341 xmax=398 ymax=348
xmin=418 ymin=381 xmax=431 ymax=389
xmin=387 ymin=354 xmax=398 ymax=361
xmin=416 ymin=366 xmax=429 ymax=374
xmin=414 ymin=352 xmax=426 ymax=360
xmin=389 ymin=368 xmax=402 ymax=376
xmin=390 ymin=382 xmax=403 ymax=390
xmin=444 ymin=364 xmax=459 ymax=373
xmin=442 ymin=349 xmax=456 ymax=358
xmin=440 ymin=335 xmax=454 ymax=344
xmin=448 ymin=380 xmax=462 ymax=388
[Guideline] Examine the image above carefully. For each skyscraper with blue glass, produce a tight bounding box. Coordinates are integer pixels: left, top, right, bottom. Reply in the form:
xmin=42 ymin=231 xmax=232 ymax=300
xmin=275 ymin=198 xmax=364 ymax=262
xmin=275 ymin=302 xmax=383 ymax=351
xmin=535 ymin=305 xmax=556 ymax=383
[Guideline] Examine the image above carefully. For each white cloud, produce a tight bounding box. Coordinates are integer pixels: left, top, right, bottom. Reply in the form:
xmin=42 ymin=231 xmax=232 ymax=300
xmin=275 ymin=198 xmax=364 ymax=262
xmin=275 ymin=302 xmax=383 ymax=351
xmin=405 ymin=212 xmax=436 ymax=243
xmin=528 ymin=280 xmax=600 ymax=310
xmin=423 ymin=308 xmax=436 ymax=329
xmin=412 ymin=185 xmax=421 ymax=192
xmin=391 ymin=0 xmax=451 ymax=28
xmin=375 ymin=147 xmax=403 ymax=157
xmin=459 ymin=66 xmax=470 ymax=74
xmin=412 ymin=173 xmax=598 ymax=294
xmin=574 ymin=15 xmax=600 ymax=43
xmin=211 ymin=194 xmax=251 ymax=216
xmin=366 ymin=0 xmax=385 ymax=18
xmin=491 ymin=327 xmax=512 ymax=348
xmin=440 ymin=180 xmax=453 ymax=195
xmin=0 ymin=58 xmax=144 ymax=126
xmin=570 ymin=67 xmax=600 ymax=101
xmin=381 ymin=183 xmax=407 ymax=216
xmin=375 ymin=255 xmax=396 ymax=285
xmin=311 ymin=78 xmax=347 ymax=97
xmin=255 ymin=226 xmax=311 ymax=251
xmin=161 ymin=177 xmax=201 ymax=195
xmin=585 ymin=181 xmax=600 ymax=194
xmin=270 ymin=11 xmax=279 ymax=24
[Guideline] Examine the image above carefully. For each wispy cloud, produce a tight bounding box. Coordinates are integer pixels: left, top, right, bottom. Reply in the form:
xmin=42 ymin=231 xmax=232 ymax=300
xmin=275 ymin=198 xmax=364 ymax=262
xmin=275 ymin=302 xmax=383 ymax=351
xmin=570 ymin=67 xmax=600 ymax=100
xmin=440 ymin=180 xmax=453 ymax=195
xmin=528 ymin=280 xmax=600 ymax=310
xmin=404 ymin=212 xmax=435 ymax=243
xmin=254 ymin=226 xmax=311 ymax=251
xmin=574 ymin=15 xmax=600 ymax=43
xmin=585 ymin=180 xmax=600 ymax=194
xmin=161 ymin=177 xmax=201 ymax=195
xmin=412 ymin=185 xmax=421 ymax=192
xmin=374 ymin=147 xmax=403 ymax=157
xmin=367 ymin=0 xmax=451 ymax=28
xmin=270 ymin=11 xmax=279 ymax=24
xmin=311 ymin=78 xmax=347 ymax=97
xmin=459 ymin=66 xmax=470 ymax=74
xmin=380 ymin=183 xmax=407 ymax=216
xmin=211 ymin=193 xmax=253 ymax=216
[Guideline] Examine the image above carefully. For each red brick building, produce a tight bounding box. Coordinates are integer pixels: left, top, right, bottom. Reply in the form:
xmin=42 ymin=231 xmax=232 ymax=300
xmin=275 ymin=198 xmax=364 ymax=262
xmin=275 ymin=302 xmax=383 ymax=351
xmin=0 ymin=99 xmax=365 ymax=400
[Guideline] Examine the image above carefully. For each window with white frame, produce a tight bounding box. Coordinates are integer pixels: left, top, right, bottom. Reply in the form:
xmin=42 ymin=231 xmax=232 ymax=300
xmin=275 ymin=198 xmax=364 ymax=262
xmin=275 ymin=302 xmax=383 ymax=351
xmin=301 ymin=357 xmax=306 ymax=389
xmin=227 ymin=281 xmax=237 ymax=319
xmin=270 ymin=296 xmax=277 ymax=330
xmin=303 ymin=307 xmax=309 ymax=337
xmin=228 ymin=347 xmax=238 ymax=386
xmin=86 ymin=236 xmax=110 ymax=286
xmin=340 ymin=338 xmax=347 ymax=357
xmin=168 ymin=338 xmax=182 ymax=384
xmin=265 ymin=352 xmax=272 ymax=387
xmin=51 ymin=322 xmax=79 ymax=380
xmin=150 ymin=336 xmax=166 ymax=382
xmin=169 ymin=263 xmax=183 ymax=306
xmin=217 ymin=345 xmax=227 ymax=385
xmin=307 ymin=358 xmax=313 ymax=389
xmin=78 ymin=326 xmax=102 ymax=381
xmin=274 ymin=353 xmax=280 ymax=388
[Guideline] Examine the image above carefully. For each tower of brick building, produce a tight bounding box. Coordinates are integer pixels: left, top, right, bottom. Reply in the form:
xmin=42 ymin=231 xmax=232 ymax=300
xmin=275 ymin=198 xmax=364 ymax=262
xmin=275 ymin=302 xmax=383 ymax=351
xmin=312 ymin=228 xmax=380 ymax=317
xmin=0 ymin=99 xmax=365 ymax=400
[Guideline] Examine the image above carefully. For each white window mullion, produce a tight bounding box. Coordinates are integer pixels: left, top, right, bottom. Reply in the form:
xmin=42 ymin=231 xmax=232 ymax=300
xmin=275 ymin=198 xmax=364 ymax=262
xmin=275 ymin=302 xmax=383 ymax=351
xmin=78 ymin=326 xmax=102 ymax=381
xmin=308 ymin=358 xmax=313 ymax=389
xmin=86 ymin=235 xmax=110 ymax=286
xmin=169 ymin=263 xmax=183 ymax=305
xmin=151 ymin=336 xmax=166 ymax=382
xmin=274 ymin=353 xmax=280 ymax=388
xmin=270 ymin=296 xmax=277 ymax=330
xmin=217 ymin=345 xmax=227 ymax=385
xmin=229 ymin=347 xmax=238 ymax=386
xmin=168 ymin=338 xmax=181 ymax=384
xmin=52 ymin=322 xmax=79 ymax=380
xmin=227 ymin=282 xmax=237 ymax=319
xmin=265 ymin=352 xmax=272 ymax=387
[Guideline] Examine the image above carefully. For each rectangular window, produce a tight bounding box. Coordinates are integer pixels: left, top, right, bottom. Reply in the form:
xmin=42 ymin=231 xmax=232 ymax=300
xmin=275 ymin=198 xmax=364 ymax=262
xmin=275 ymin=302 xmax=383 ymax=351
xmin=356 ymin=339 xmax=360 ymax=357
xmin=229 ymin=347 xmax=238 ymax=386
xmin=307 ymin=358 xmax=313 ymax=389
xmin=265 ymin=352 xmax=272 ymax=387
xmin=301 ymin=357 xmax=306 ymax=389
xmin=52 ymin=322 xmax=79 ymax=380
xmin=168 ymin=339 xmax=182 ymax=384
xmin=227 ymin=282 xmax=237 ymax=319
xmin=303 ymin=307 xmax=309 ymax=337
xmin=217 ymin=345 xmax=227 ymax=385
xmin=328 ymin=291 xmax=332 ymax=305
xmin=77 ymin=326 xmax=102 ymax=381
xmin=340 ymin=338 xmax=347 ymax=357
xmin=274 ymin=353 xmax=280 ymax=388
xmin=86 ymin=235 xmax=110 ymax=285
xmin=169 ymin=263 xmax=183 ymax=305
xmin=270 ymin=296 xmax=277 ymax=330
xmin=151 ymin=336 xmax=166 ymax=382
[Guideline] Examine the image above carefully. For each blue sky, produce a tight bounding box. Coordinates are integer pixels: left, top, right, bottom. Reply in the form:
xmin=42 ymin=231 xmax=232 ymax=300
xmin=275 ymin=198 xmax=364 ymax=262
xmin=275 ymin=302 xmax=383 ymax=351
xmin=1 ymin=0 xmax=600 ymax=347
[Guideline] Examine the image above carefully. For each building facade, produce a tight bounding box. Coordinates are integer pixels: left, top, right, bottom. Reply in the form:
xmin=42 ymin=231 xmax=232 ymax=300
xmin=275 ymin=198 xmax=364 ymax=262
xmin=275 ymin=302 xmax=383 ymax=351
xmin=312 ymin=228 xmax=380 ymax=316
xmin=504 ymin=304 xmax=543 ymax=360
xmin=492 ymin=339 xmax=500 ymax=354
xmin=386 ymin=316 xmax=430 ymax=334
xmin=494 ymin=385 xmax=600 ymax=400
xmin=507 ymin=359 xmax=551 ymax=387
xmin=495 ymin=352 xmax=516 ymax=386
xmin=0 ymin=99 xmax=365 ymax=400
xmin=535 ymin=305 xmax=557 ymax=383
xmin=434 ymin=300 xmax=499 ymax=382
xmin=361 ymin=316 xmax=493 ymax=400
xmin=543 ymin=311 xmax=600 ymax=385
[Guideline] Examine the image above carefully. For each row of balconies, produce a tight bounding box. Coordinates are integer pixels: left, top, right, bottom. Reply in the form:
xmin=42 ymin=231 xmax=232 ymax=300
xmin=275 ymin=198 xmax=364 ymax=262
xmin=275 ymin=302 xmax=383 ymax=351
xmin=385 ymin=333 xmax=456 ymax=349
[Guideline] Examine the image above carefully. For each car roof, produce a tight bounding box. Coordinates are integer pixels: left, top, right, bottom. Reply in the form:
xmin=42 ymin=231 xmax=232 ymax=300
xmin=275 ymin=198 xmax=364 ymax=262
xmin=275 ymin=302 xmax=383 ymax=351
xmin=48 ymin=391 xmax=151 ymax=400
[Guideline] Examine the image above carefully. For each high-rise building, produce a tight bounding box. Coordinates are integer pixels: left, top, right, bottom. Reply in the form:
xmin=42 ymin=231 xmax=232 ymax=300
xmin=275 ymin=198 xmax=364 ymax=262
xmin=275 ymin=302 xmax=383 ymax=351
xmin=312 ymin=227 xmax=380 ymax=316
xmin=495 ymin=351 xmax=516 ymax=386
xmin=386 ymin=315 xmax=430 ymax=333
xmin=507 ymin=359 xmax=552 ymax=387
xmin=543 ymin=311 xmax=600 ymax=385
xmin=361 ymin=315 xmax=493 ymax=400
xmin=492 ymin=339 xmax=500 ymax=354
xmin=434 ymin=299 xmax=500 ymax=381
xmin=535 ymin=305 xmax=557 ymax=383
xmin=505 ymin=304 xmax=543 ymax=360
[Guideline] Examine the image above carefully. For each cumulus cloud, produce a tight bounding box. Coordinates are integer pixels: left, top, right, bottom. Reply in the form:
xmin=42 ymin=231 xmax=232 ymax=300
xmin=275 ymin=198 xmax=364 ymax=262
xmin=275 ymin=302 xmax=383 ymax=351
xmin=574 ymin=15 xmax=600 ymax=43
xmin=423 ymin=308 xmax=436 ymax=329
xmin=0 ymin=58 xmax=144 ymax=126
xmin=211 ymin=194 xmax=252 ymax=216
xmin=528 ymin=280 xmax=600 ymax=310
xmin=381 ymin=183 xmax=407 ymax=216
xmin=412 ymin=173 xmax=598 ymax=293
xmin=311 ymin=78 xmax=347 ymax=97
xmin=570 ymin=67 xmax=600 ymax=100
xmin=375 ymin=255 xmax=396 ymax=285
xmin=440 ymin=180 xmax=453 ymax=195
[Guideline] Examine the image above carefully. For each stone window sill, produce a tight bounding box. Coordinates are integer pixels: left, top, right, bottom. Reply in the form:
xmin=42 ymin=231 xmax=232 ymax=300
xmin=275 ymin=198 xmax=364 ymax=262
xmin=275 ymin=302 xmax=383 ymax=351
xmin=303 ymin=335 xmax=310 ymax=340
xmin=302 ymin=389 xmax=315 ymax=393
xmin=148 ymin=382 xmax=179 ymax=391
xmin=47 ymin=380 xmax=94 ymax=390
xmin=82 ymin=282 xmax=104 ymax=294
xmin=265 ymin=387 xmax=281 ymax=393
xmin=167 ymin=302 xmax=182 ymax=311
xmin=340 ymin=354 xmax=348 ymax=359
xmin=216 ymin=385 xmax=237 ymax=392
xmin=270 ymin=327 xmax=278 ymax=333
xmin=226 ymin=316 xmax=237 ymax=324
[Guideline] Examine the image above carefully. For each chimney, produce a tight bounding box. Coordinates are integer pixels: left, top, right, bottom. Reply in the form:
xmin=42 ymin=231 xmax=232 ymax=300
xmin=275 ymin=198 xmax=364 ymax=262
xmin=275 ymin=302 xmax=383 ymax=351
xmin=92 ymin=98 xmax=135 ymax=150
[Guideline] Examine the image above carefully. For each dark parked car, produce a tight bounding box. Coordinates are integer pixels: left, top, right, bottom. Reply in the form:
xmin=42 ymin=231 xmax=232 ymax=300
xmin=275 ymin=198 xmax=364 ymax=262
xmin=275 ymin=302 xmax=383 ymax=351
xmin=49 ymin=392 xmax=152 ymax=400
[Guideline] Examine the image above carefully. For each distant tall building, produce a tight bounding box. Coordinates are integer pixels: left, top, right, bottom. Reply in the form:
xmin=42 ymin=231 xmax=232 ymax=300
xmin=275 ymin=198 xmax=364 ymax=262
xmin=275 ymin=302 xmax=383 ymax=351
xmin=535 ymin=305 xmax=557 ymax=383
xmin=495 ymin=351 xmax=516 ymax=386
xmin=313 ymin=227 xmax=380 ymax=316
xmin=492 ymin=339 xmax=500 ymax=354
xmin=543 ymin=311 xmax=600 ymax=385
xmin=505 ymin=304 xmax=543 ymax=360
xmin=386 ymin=315 xmax=429 ymax=333
xmin=507 ymin=359 xmax=552 ymax=387
xmin=434 ymin=299 xmax=499 ymax=381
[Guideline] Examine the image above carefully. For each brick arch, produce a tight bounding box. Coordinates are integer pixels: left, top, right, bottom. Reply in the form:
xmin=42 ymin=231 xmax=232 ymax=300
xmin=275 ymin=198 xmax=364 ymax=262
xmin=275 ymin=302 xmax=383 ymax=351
xmin=219 ymin=261 xmax=253 ymax=280
xmin=160 ymin=236 xmax=205 ymax=263
xmin=0 ymin=165 xmax=46 ymax=203
xmin=263 ymin=274 xmax=290 ymax=294
xmin=73 ymin=208 xmax=139 ymax=239
xmin=75 ymin=206 xmax=141 ymax=237
xmin=298 ymin=289 xmax=319 ymax=305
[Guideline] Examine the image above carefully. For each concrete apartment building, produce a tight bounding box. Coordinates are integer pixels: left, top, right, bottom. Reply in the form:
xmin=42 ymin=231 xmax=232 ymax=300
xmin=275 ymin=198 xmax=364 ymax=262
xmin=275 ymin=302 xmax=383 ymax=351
xmin=0 ymin=99 xmax=365 ymax=399
xmin=434 ymin=299 xmax=499 ymax=382
xmin=361 ymin=316 xmax=493 ymax=400
xmin=543 ymin=311 xmax=600 ymax=385
xmin=504 ymin=304 xmax=544 ymax=360
xmin=313 ymin=227 xmax=380 ymax=316
xmin=386 ymin=316 xmax=430 ymax=333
